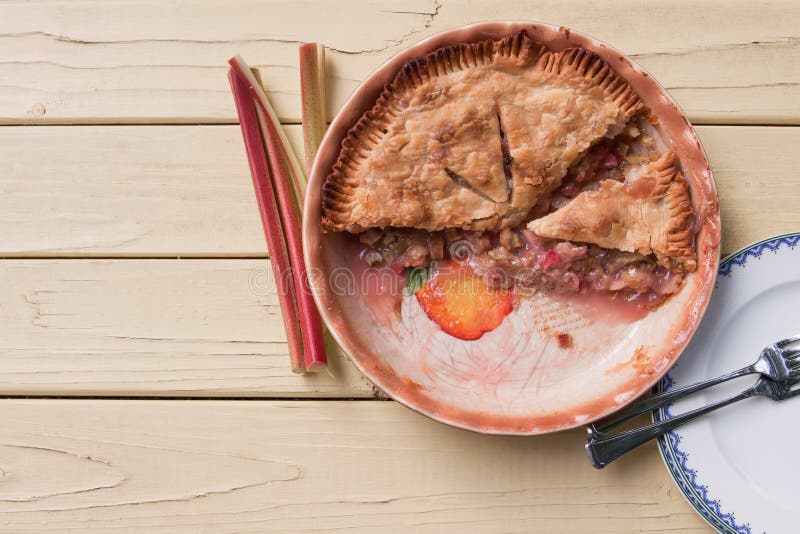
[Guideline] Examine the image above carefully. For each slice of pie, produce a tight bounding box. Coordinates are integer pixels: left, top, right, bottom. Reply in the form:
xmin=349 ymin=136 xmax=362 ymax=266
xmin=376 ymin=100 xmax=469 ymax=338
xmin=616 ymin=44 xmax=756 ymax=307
xmin=527 ymin=152 xmax=696 ymax=271
xmin=322 ymin=30 xmax=643 ymax=233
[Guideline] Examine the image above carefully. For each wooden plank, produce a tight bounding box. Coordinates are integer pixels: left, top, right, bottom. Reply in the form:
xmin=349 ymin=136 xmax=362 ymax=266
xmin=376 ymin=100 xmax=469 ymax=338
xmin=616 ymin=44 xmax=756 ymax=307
xmin=0 ymin=0 xmax=797 ymax=124
xmin=0 ymin=125 xmax=302 ymax=257
xmin=0 ymin=399 xmax=709 ymax=533
xmin=0 ymin=259 xmax=374 ymax=397
xmin=1 ymin=124 xmax=797 ymax=257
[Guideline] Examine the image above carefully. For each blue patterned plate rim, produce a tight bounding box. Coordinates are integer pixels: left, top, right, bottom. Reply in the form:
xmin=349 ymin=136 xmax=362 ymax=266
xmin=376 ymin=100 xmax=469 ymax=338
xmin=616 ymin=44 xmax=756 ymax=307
xmin=653 ymin=231 xmax=800 ymax=534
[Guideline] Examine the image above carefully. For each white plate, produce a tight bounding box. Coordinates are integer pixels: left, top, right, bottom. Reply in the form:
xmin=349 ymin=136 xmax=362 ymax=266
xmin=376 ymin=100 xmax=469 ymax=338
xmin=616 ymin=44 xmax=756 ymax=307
xmin=655 ymin=232 xmax=800 ymax=533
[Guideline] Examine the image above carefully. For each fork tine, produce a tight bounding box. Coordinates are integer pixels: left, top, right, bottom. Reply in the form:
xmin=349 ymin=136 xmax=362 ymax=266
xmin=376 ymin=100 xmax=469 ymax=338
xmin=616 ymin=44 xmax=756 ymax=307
xmin=783 ymin=349 xmax=800 ymax=361
xmin=777 ymin=334 xmax=800 ymax=348
xmin=782 ymin=377 xmax=800 ymax=400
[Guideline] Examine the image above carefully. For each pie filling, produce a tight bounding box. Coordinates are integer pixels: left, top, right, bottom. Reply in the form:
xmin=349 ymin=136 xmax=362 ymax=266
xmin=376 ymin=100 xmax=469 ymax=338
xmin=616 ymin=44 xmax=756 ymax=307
xmin=321 ymin=30 xmax=698 ymax=333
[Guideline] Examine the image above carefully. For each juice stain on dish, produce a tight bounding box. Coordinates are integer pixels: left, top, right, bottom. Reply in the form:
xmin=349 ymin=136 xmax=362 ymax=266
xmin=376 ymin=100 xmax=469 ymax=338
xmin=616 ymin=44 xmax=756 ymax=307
xmin=348 ymin=241 xmax=405 ymax=328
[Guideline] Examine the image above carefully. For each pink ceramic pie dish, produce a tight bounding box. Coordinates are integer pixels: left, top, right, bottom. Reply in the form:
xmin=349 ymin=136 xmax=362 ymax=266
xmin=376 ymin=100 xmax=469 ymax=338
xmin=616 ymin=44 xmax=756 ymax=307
xmin=303 ymin=21 xmax=721 ymax=435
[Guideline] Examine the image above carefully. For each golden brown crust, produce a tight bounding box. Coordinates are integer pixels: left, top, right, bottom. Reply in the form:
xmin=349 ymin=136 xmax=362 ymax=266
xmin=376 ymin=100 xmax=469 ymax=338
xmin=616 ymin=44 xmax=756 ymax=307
xmin=321 ymin=30 xmax=644 ymax=233
xmin=527 ymin=152 xmax=696 ymax=271
xmin=653 ymin=155 xmax=696 ymax=270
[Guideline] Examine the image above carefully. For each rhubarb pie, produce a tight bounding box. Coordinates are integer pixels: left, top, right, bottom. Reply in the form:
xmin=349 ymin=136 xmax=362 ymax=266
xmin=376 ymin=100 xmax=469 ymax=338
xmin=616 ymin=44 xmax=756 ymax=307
xmin=321 ymin=30 xmax=697 ymax=337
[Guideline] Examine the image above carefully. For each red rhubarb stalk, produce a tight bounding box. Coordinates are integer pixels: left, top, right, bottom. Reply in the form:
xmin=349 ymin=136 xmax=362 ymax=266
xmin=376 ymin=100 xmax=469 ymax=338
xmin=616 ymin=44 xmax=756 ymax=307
xmin=299 ymin=42 xmax=328 ymax=173
xmin=254 ymin=101 xmax=328 ymax=371
xmin=228 ymin=69 xmax=305 ymax=373
xmin=229 ymin=55 xmax=307 ymax=206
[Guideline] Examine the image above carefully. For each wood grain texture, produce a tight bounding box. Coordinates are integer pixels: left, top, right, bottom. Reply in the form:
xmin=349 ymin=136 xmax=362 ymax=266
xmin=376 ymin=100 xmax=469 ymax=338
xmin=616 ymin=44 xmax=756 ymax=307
xmin=701 ymin=126 xmax=800 ymax=256
xmin=0 ymin=3 xmax=793 ymax=531
xmin=0 ymin=0 xmax=797 ymax=125
xmin=0 ymin=399 xmax=710 ymax=533
xmin=0 ymin=124 xmax=304 ymax=257
xmin=2 ymin=124 xmax=798 ymax=257
xmin=0 ymin=259 xmax=373 ymax=397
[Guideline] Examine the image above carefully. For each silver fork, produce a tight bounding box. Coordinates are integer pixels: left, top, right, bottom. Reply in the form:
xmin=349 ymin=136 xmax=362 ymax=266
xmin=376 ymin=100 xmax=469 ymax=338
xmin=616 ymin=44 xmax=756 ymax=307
xmin=586 ymin=374 xmax=800 ymax=468
xmin=585 ymin=334 xmax=800 ymax=468
xmin=595 ymin=334 xmax=800 ymax=433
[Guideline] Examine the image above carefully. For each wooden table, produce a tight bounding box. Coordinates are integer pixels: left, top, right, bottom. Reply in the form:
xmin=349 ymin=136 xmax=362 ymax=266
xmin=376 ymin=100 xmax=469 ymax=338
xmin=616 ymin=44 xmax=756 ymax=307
xmin=1 ymin=1 xmax=798 ymax=531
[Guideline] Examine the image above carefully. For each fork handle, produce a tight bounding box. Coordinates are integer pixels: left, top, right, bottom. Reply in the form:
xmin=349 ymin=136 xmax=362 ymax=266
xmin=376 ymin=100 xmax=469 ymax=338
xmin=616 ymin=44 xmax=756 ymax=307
xmin=595 ymin=364 xmax=756 ymax=433
xmin=586 ymin=387 xmax=755 ymax=468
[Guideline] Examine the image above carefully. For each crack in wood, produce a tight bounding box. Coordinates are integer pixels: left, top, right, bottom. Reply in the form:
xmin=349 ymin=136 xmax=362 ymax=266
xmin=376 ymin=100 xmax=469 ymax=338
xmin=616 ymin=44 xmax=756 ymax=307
xmin=667 ymin=82 xmax=800 ymax=90
xmin=629 ymin=36 xmax=800 ymax=60
xmin=104 ymin=334 xmax=281 ymax=344
xmin=0 ymin=2 xmax=443 ymax=56
xmin=0 ymin=442 xmax=125 ymax=502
